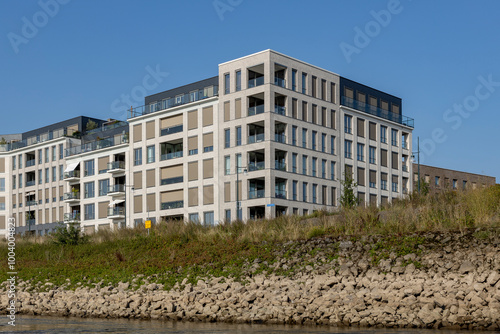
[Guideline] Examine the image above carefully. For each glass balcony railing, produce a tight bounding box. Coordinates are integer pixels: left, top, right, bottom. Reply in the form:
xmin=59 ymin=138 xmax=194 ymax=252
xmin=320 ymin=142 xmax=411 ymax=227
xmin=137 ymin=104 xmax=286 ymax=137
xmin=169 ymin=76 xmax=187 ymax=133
xmin=248 ymin=133 xmax=265 ymax=144
xmin=341 ymin=96 xmax=414 ymax=128
xmin=64 ymin=213 xmax=80 ymax=222
xmin=248 ymin=161 xmax=265 ymax=171
xmin=161 ymin=200 xmax=184 ymax=210
xmin=26 ymin=200 xmax=37 ymax=207
xmin=402 ymin=165 xmax=408 ymax=172
xmin=160 ymin=124 xmax=183 ymax=136
xmin=63 ymin=192 xmax=80 ymax=201
xmin=248 ymin=77 xmax=264 ymax=88
xmin=108 ymin=207 xmax=125 ymax=217
xmin=402 ymin=142 xmax=408 ymax=149
xmin=86 ymin=121 xmax=128 ymax=135
xmin=64 ymin=170 xmax=80 ymax=180
xmin=26 ymin=180 xmax=36 ymax=187
xmin=248 ymin=105 xmax=265 ymax=116
xmin=65 ymin=135 xmax=128 ymax=157
xmin=249 ymin=190 xmax=265 ymax=199
xmin=107 ymin=161 xmax=125 ymax=170
xmin=26 ymin=219 xmax=36 ymax=226
xmin=274 ymin=106 xmax=286 ymax=115
xmin=161 ymin=176 xmax=183 ymax=185
xmin=274 ymin=134 xmax=286 ymax=143
xmin=274 ymin=77 xmax=286 ymax=87
xmin=161 ymin=151 xmax=183 ymax=161
xmin=275 ymin=190 xmax=287 ymax=199
xmin=26 ymin=160 xmax=36 ymax=167
xmin=108 ymin=184 xmax=125 ymax=193
xmin=275 ymin=161 xmax=286 ymax=171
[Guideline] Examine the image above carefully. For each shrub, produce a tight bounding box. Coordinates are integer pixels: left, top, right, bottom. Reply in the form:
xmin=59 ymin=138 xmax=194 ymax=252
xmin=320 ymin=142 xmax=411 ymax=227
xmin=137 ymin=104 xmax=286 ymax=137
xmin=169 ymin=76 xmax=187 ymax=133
xmin=52 ymin=224 xmax=89 ymax=245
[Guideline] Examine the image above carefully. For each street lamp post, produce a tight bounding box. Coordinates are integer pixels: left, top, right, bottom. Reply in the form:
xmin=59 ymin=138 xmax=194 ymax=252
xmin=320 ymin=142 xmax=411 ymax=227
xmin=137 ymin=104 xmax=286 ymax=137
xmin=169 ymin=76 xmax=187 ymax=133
xmin=124 ymin=185 xmax=134 ymax=229
xmin=235 ymin=163 xmax=247 ymax=221
xmin=412 ymin=136 xmax=421 ymax=194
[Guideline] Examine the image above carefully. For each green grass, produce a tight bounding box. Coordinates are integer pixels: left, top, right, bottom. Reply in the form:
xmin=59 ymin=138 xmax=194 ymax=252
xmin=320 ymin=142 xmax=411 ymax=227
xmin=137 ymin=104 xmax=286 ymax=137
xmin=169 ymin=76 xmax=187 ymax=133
xmin=0 ymin=185 xmax=498 ymax=290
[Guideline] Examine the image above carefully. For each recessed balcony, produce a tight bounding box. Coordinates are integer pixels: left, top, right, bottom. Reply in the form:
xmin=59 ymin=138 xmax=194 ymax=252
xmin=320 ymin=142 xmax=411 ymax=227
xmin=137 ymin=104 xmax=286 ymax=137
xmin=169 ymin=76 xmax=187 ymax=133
xmin=161 ymin=200 xmax=184 ymax=210
xmin=107 ymin=207 xmax=125 ymax=219
xmin=64 ymin=170 xmax=80 ymax=183
xmin=107 ymin=184 xmax=125 ymax=197
xmin=107 ymin=161 xmax=125 ymax=174
xmin=63 ymin=192 xmax=80 ymax=203
xmin=64 ymin=212 xmax=80 ymax=224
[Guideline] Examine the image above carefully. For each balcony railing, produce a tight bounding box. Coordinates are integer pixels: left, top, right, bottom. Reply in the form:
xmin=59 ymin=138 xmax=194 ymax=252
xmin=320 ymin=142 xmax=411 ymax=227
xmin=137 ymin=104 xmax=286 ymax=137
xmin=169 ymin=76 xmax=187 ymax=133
xmin=64 ymin=213 xmax=80 ymax=222
xmin=26 ymin=180 xmax=36 ymax=187
xmin=107 ymin=207 xmax=125 ymax=217
xmin=161 ymin=200 xmax=184 ymax=210
xmin=248 ymin=76 xmax=264 ymax=88
xmin=128 ymin=85 xmax=218 ymax=119
xmin=402 ymin=165 xmax=408 ymax=172
xmin=160 ymin=124 xmax=183 ymax=136
xmin=274 ymin=77 xmax=286 ymax=87
xmin=402 ymin=142 xmax=408 ymax=149
xmin=63 ymin=192 xmax=80 ymax=201
xmin=161 ymin=151 xmax=183 ymax=161
xmin=248 ymin=105 xmax=265 ymax=116
xmin=108 ymin=184 xmax=125 ymax=193
xmin=64 ymin=170 xmax=80 ymax=180
xmin=26 ymin=160 xmax=36 ymax=167
xmin=65 ymin=135 xmax=128 ymax=157
xmin=341 ymin=96 xmax=414 ymax=128
xmin=161 ymin=176 xmax=183 ymax=185
xmin=274 ymin=133 xmax=286 ymax=143
xmin=26 ymin=219 xmax=36 ymax=226
xmin=107 ymin=161 xmax=125 ymax=171
xmin=249 ymin=190 xmax=265 ymax=199
xmin=248 ymin=161 xmax=265 ymax=171
xmin=275 ymin=161 xmax=286 ymax=171
xmin=248 ymin=133 xmax=265 ymax=144
xmin=274 ymin=106 xmax=286 ymax=115
xmin=275 ymin=190 xmax=287 ymax=199
xmin=26 ymin=200 xmax=37 ymax=207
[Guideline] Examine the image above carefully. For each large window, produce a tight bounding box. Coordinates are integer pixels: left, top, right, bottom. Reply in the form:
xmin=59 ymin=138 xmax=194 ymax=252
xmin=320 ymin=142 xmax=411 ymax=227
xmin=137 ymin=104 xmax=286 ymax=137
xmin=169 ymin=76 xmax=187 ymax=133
xmin=84 ymin=203 xmax=95 ymax=220
xmin=302 ymin=155 xmax=307 ymax=175
xmin=292 ymin=69 xmax=297 ymax=91
xmin=357 ymin=143 xmax=364 ymax=162
xmin=344 ymin=115 xmax=352 ymax=134
xmin=84 ymin=181 xmax=95 ymax=198
xmin=292 ymin=153 xmax=297 ymax=173
xmin=224 ymin=156 xmax=230 ymax=175
xmin=224 ymin=129 xmax=230 ymax=148
xmin=224 ymin=73 xmax=230 ymax=94
xmin=204 ymin=211 xmax=214 ymax=226
xmin=236 ymin=127 xmax=241 ymax=146
xmin=369 ymin=146 xmax=376 ymax=164
xmin=99 ymin=179 xmax=109 ymax=196
xmin=344 ymin=140 xmax=352 ymax=159
xmin=0 ymin=178 xmax=4 ymax=192
xmin=391 ymin=129 xmax=398 ymax=146
xmin=292 ymin=126 xmax=297 ymax=146
xmin=84 ymin=160 xmax=95 ymax=177
xmin=235 ymin=70 xmax=241 ymax=91
xmin=134 ymin=148 xmax=142 ymax=166
xmin=381 ymin=126 xmax=387 ymax=143
xmin=292 ymin=181 xmax=297 ymax=201
xmin=147 ymin=145 xmax=155 ymax=163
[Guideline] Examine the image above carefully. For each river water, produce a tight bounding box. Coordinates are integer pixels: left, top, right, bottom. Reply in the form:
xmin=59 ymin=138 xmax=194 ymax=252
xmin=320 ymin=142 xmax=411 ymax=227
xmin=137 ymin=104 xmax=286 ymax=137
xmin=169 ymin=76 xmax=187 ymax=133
xmin=0 ymin=316 xmax=486 ymax=334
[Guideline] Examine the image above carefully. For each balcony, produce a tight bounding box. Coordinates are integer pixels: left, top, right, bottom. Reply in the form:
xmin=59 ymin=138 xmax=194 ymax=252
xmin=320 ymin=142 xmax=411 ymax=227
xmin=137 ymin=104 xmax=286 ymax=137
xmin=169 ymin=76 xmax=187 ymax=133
xmin=26 ymin=180 xmax=36 ymax=187
xmin=63 ymin=192 xmax=80 ymax=203
xmin=402 ymin=165 xmax=408 ymax=172
xmin=26 ymin=160 xmax=36 ymax=167
xmin=248 ymin=105 xmax=265 ymax=116
xmin=274 ymin=134 xmax=286 ymax=144
xmin=65 ymin=135 xmax=128 ymax=157
xmin=64 ymin=170 xmax=80 ymax=182
xmin=248 ymin=76 xmax=264 ymax=88
xmin=249 ymin=190 xmax=265 ymax=199
xmin=161 ymin=124 xmax=183 ymax=136
xmin=275 ymin=161 xmax=286 ymax=171
xmin=108 ymin=184 xmax=125 ymax=196
xmin=26 ymin=219 xmax=36 ymax=227
xmin=161 ymin=200 xmax=184 ymax=210
xmin=275 ymin=190 xmax=287 ymax=199
xmin=26 ymin=200 xmax=37 ymax=207
xmin=248 ymin=161 xmax=265 ymax=171
xmin=108 ymin=207 xmax=125 ymax=219
xmin=402 ymin=142 xmax=408 ymax=150
xmin=161 ymin=151 xmax=183 ymax=161
xmin=341 ymin=96 xmax=414 ymax=128
xmin=64 ymin=213 xmax=80 ymax=223
xmin=274 ymin=77 xmax=286 ymax=88
xmin=274 ymin=106 xmax=286 ymax=115
xmin=248 ymin=133 xmax=265 ymax=144
xmin=107 ymin=161 xmax=125 ymax=174
xmin=161 ymin=176 xmax=183 ymax=186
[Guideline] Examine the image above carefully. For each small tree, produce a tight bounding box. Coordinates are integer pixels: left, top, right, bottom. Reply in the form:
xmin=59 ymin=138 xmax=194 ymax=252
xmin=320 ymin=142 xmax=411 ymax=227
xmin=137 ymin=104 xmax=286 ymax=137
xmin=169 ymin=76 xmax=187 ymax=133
xmin=0 ymin=137 xmax=7 ymax=145
xmin=340 ymin=170 xmax=358 ymax=209
xmin=86 ymin=120 xmax=98 ymax=131
xmin=52 ymin=224 xmax=88 ymax=245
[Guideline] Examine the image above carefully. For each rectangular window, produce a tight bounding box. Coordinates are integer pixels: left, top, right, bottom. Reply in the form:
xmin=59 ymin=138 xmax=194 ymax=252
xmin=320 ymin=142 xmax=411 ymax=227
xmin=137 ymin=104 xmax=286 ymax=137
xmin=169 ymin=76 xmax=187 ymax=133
xmin=302 ymin=128 xmax=307 ymax=148
xmin=381 ymin=126 xmax=387 ymax=143
xmin=292 ymin=126 xmax=297 ymax=146
xmin=19 ymin=174 xmax=22 ymax=188
xmin=312 ymin=131 xmax=317 ymax=150
xmin=312 ymin=157 xmax=317 ymax=177
xmin=12 ymin=156 xmax=16 ymax=170
xmin=84 ymin=203 xmax=95 ymax=220
xmin=99 ymin=179 xmax=109 ymax=196
xmin=59 ymin=144 xmax=64 ymax=159
xmin=18 ymin=154 xmax=22 ymax=168
xmin=52 ymin=166 xmax=56 ymax=182
xmin=301 ymin=72 xmax=307 ymax=94
xmin=225 ymin=209 xmax=231 ymax=222
xmin=369 ymin=146 xmax=376 ymax=164
xmin=236 ymin=127 xmax=241 ymax=146
xmin=134 ymin=148 xmax=142 ymax=166
xmin=330 ymin=161 xmax=335 ymax=180
xmin=12 ymin=175 xmax=16 ymax=189
xmin=292 ymin=69 xmax=297 ymax=91
xmin=52 ymin=146 xmax=56 ymax=161
xmin=224 ymin=129 xmax=230 ymax=148
xmin=235 ymin=70 xmax=241 ymax=91
xmin=204 ymin=211 xmax=214 ymax=226
xmin=344 ymin=115 xmax=352 ymax=134
xmin=357 ymin=143 xmax=364 ymax=161
xmin=463 ymin=180 xmax=467 ymax=190
xmin=302 ymin=182 xmax=308 ymax=202
xmin=0 ymin=178 xmax=4 ymax=192
xmin=45 ymin=148 xmax=49 ymax=163
xmin=330 ymin=136 xmax=335 ymax=155
xmin=453 ymin=179 xmax=457 ymax=189
xmin=392 ymin=181 xmax=398 ymax=192
xmin=391 ymin=129 xmax=398 ymax=146
xmin=147 ymin=145 xmax=155 ymax=163
xmin=321 ymin=159 xmax=326 ymax=179
xmin=435 ymin=176 xmax=440 ymax=186
xmin=45 ymin=168 xmax=49 ymax=183
xmin=312 ymin=184 xmax=317 ymax=204
xmin=292 ymin=180 xmax=297 ymax=201
xmin=312 ymin=76 xmax=317 ymax=98
xmin=321 ymin=133 xmax=326 ymax=153
xmin=331 ymin=83 xmax=336 ymax=104
xmin=302 ymin=101 xmax=308 ymax=121
xmin=84 ymin=181 xmax=95 ymax=198
xmin=84 ymin=160 xmax=95 ymax=177
xmin=38 ymin=170 xmax=42 ymax=184
xmin=59 ymin=165 xmax=63 ymax=180
xmin=344 ymin=140 xmax=352 ymax=159
xmin=189 ymin=213 xmax=199 ymax=223
xmin=236 ymin=153 xmax=242 ymax=172
xmin=224 ymin=156 xmax=230 ymax=175
xmin=302 ymin=155 xmax=307 ymax=175
xmin=292 ymin=153 xmax=297 ymax=173
xmin=224 ymin=73 xmax=230 ymax=94
xmin=38 ymin=149 xmax=42 ymax=164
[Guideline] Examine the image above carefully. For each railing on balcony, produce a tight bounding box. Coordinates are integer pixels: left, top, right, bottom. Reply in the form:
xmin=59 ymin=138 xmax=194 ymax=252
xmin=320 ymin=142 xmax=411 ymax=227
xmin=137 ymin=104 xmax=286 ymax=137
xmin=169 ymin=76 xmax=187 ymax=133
xmin=248 ymin=133 xmax=265 ymax=144
xmin=402 ymin=142 xmax=408 ymax=149
xmin=26 ymin=180 xmax=36 ymax=187
xmin=107 ymin=161 xmax=125 ymax=171
xmin=274 ymin=77 xmax=286 ymax=87
xmin=65 ymin=135 xmax=128 ymax=157
xmin=26 ymin=160 xmax=36 ymax=167
xmin=248 ymin=76 xmax=264 ymax=88
xmin=274 ymin=106 xmax=286 ymax=115
xmin=64 ymin=213 xmax=80 ymax=222
xmin=161 ymin=151 xmax=183 ymax=161
xmin=248 ymin=161 xmax=265 ymax=171
xmin=108 ymin=184 xmax=125 ymax=193
xmin=86 ymin=121 xmax=128 ymax=135
xmin=63 ymin=192 xmax=80 ymax=201
xmin=160 ymin=124 xmax=183 ymax=136
xmin=275 ymin=161 xmax=286 ymax=171
xmin=26 ymin=200 xmax=37 ymax=207
xmin=275 ymin=190 xmax=287 ymax=199
xmin=402 ymin=165 xmax=408 ymax=172
xmin=249 ymin=190 xmax=265 ymax=199
xmin=248 ymin=105 xmax=265 ymax=116
xmin=161 ymin=176 xmax=183 ymax=185
xmin=107 ymin=207 xmax=125 ymax=217
xmin=341 ymin=96 xmax=414 ymax=128
xmin=274 ymin=133 xmax=286 ymax=143
xmin=161 ymin=201 xmax=184 ymax=210
xmin=26 ymin=219 xmax=36 ymax=226
xmin=64 ymin=170 xmax=80 ymax=180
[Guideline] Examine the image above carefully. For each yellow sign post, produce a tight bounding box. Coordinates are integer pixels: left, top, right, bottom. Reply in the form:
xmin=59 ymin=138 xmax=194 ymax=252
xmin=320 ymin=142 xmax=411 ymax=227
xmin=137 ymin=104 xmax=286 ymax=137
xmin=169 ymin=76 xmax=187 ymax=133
xmin=145 ymin=220 xmax=151 ymax=229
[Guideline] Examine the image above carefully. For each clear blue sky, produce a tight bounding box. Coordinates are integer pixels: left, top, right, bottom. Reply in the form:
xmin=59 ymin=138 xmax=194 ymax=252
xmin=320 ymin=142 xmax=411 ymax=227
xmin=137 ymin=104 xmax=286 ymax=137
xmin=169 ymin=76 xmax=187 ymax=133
xmin=1 ymin=0 xmax=499 ymax=181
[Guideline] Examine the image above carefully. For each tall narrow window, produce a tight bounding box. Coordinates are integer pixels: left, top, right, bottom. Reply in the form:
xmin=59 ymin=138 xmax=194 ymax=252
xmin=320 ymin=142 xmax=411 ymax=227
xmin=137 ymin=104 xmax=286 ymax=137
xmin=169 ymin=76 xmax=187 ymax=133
xmin=321 ymin=133 xmax=326 ymax=153
xmin=369 ymin=146 xmax=376 ymax=164
xmin=224 ymin=156 xmax=230 ymax=175
xmin=236 ymin=126 xmax=242 ymax=146
xmin=302 ymin=72 xmax=307 ymax=94
xmin=292 ymin=181 xmax=297 ymax=200
xmin=391 ymin=129 xmax=398 ymax=146
xmin=292 ymin=126 xmax=297 ymax=146
xmin=357 ymin=143 xmax=364 ymax=161
xmin=235 ymin=70 xmax=241 ymax=91
xmin=312 ymin=158 xmax=317 ymax=177
xmin=302 ymin=155 xmax=307 ymax=175
xmin=330 ymin=161 xmax=335 ymax=180
xmin=330 ymin=136 xmax=335 ymax=155
xmin=322 ymin=159 xmax=326 ymax=179
xmin=302 ymin=182 xmax=308 ymax=202
xmin=344 ymin=140 xmax=352 ymax=159
xmin=59 ymin=144 xmax=64 ymax=159
xmin=134 ymin=148 xmax=142 ymax=166
xmin=302 ymin=128 xmax=307 ymax=148
xmin=312 ymin=131 xmax=317 ymax=150
xmin=344 ymin=115 xmax=352 ymax=134
xmin=147 ymin=145 xmax=155 ymax=163
xmin=292 ymin=153 xmax=297 ymax=173
xmin=224 ymin=129 xmax=230 ymax=148
xmin=224 ymin=73 xmax=230 ymax=94
xmin=292 ymin=69 xmax=297 ymax=91
xmin=312 ymin=184 xmax=317 ymax=204
xmin=381 ymin=126 xmax=387 ymax=143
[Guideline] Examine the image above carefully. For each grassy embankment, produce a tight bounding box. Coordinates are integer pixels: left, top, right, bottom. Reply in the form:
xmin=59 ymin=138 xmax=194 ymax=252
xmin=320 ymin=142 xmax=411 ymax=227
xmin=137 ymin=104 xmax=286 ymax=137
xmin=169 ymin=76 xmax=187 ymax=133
xmin=0 ymin=185 xmax=499 ymax=291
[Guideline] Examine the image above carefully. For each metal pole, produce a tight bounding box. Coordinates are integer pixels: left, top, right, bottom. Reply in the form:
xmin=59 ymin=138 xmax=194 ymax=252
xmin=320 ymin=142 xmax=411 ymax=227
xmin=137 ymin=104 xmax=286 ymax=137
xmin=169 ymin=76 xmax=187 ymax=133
xmin=418 ymin=137 xmax=421 ymax=194
xmin=236 ymin=163 xmax=239 ymax=221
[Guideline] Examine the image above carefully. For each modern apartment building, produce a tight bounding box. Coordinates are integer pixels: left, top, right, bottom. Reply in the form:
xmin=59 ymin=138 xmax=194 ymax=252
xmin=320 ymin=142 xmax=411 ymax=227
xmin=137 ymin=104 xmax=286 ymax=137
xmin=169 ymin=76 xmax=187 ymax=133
xmin=0 ymin=50 xmax=414 ymax=236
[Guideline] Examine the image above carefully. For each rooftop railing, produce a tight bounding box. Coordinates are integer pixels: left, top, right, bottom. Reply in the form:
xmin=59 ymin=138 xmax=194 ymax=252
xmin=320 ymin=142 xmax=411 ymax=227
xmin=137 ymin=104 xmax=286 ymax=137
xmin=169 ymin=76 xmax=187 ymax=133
xmin=65 ymin=135 xmax=128 ymax=157
xmin=341 ymin=96 xmax=414 ymax=128
xmin=85 ymin=121 xmax=128 ymax=135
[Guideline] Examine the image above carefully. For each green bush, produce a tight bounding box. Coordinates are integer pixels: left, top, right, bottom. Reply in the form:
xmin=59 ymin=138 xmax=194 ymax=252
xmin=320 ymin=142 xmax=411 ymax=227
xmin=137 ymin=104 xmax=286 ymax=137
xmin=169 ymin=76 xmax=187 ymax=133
xmin=52 ymin=224 xmax=89 ymax=245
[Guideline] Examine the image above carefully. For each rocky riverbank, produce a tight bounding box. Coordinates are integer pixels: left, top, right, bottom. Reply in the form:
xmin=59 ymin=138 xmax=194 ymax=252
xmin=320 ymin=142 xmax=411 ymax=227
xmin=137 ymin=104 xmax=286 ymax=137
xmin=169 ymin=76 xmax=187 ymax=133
xmin=1 ymin=230 xmax=499 ymax=330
